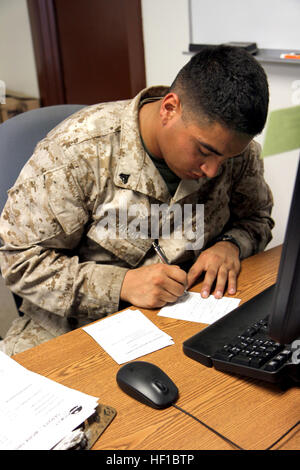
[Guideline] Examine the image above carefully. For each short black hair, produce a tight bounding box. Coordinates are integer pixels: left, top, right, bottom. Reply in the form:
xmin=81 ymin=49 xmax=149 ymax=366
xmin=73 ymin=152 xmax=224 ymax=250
xmin=170 ymin=45 xmax=269 ymax=136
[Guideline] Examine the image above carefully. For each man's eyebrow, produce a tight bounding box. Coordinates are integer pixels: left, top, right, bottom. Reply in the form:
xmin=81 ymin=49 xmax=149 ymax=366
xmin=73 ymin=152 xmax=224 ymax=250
xmin=197 ymin=140 xmax=223 ymax=156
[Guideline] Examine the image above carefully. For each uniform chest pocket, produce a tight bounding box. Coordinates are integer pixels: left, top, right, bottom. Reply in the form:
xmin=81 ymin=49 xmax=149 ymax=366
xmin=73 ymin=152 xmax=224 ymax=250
xmin=88 ymin=224 xmax=153 ymax=267
xmin=45 ymin=166 xmax=89 ymax=235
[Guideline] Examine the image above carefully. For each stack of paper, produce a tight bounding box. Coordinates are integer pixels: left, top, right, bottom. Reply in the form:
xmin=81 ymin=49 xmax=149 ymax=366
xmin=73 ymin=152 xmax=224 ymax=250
xmin=0 ymin=352 xmax=99 ymax=450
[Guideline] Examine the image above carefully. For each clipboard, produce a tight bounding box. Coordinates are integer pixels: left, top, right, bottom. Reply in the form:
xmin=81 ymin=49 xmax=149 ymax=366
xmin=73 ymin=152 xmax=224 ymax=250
xmin=52 ymin=403 xmax=117 ymax=450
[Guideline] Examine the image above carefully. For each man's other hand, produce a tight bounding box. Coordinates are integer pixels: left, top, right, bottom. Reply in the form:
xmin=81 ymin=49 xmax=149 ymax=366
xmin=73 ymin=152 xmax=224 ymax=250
xmin=187 ymin=242 xmax=240 ymax=298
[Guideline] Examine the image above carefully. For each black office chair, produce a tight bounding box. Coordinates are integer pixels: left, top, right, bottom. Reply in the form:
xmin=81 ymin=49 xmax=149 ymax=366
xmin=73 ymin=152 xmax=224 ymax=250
xmin=0 ymin=104 xmax=86 ymax=312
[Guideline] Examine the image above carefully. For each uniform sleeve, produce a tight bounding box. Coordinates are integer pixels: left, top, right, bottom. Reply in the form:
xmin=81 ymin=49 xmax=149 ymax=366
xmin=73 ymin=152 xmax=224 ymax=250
xmin=0 ymin=145 xmax=128 ymax=322
xmin=223 ymin=141 xmax=274 ymax=259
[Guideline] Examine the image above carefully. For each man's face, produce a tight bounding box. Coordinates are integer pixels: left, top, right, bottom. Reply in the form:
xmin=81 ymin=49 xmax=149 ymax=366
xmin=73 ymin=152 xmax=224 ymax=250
xmin=157 ymin=94 xmax=252 ymax=180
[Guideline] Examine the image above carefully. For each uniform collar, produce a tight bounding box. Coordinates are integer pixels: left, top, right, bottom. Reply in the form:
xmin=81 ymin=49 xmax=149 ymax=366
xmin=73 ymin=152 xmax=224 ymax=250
xmin=114 ymin=86 xmax=204 ymax=203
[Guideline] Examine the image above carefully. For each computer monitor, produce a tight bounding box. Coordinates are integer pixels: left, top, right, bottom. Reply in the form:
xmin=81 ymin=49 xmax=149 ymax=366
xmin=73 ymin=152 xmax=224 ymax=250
xmin=268 ymin=155 xmax=300 ymax=344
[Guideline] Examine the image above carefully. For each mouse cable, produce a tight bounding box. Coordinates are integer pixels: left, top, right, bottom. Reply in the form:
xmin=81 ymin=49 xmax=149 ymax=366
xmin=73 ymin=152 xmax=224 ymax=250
xmin=172 ymin=403 xmax=244 ymax=450
xmin=265 ymin=419 xmax=300 ymax=450
xmin=172 ymin=404 xmax=300 ymax=451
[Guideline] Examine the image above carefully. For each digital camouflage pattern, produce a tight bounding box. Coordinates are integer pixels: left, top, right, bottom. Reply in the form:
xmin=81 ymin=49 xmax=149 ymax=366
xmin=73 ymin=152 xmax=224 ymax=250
xmin=0 ymin=314 xmax=54 ymax=356
xmin=0 ymin=87 xmax=274 ymax=355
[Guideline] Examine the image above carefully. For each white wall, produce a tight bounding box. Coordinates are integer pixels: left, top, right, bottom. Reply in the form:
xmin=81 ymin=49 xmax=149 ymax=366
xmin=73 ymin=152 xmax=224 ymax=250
xmin=256 ymin=63 xmax=299 ymax=248
xmin=141 ymin=0 xmax=300 ymax=249
xmin=0 ymin=0 xmax=39 ymax=97
xmin=141 ymin=0 xmax=191 ymax=87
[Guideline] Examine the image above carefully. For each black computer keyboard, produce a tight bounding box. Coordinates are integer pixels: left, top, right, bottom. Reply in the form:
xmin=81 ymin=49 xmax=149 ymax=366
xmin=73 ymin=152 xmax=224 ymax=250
xmin=213 ymin=316 xmax=292 ymax=371
xmin=183 ymin=285 xmax=300 ymax=384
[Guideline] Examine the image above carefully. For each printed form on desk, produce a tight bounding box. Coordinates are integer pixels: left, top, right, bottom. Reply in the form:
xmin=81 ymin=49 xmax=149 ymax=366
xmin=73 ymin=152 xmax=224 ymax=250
xmin=158 ymin=292 xmax=241 ymax=324
xmin=83 ymin=309 xmax=174 ymax=364
xmin=0 ymin=351 xmax=99 ymax=450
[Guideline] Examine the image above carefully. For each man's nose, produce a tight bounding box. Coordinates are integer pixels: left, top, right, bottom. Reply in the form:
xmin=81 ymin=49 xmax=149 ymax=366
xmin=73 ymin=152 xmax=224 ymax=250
xmin=200 ymin=157 xmax=220 ymax=178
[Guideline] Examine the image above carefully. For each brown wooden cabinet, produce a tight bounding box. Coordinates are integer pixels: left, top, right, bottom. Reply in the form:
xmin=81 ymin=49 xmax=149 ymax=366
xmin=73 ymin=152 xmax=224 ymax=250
xmin=27 ymin=0 xmax=146 ymax=106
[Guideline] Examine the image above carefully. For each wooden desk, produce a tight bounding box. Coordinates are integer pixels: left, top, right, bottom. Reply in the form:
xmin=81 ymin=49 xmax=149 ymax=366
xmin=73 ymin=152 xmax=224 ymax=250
xmin=13 ymin=246 xmax=300 ymax=450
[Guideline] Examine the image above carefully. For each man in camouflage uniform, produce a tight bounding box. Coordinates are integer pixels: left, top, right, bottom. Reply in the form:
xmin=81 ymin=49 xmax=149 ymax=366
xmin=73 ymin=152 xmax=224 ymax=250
xmin=0 ymin=46 xmax=274 ymax=356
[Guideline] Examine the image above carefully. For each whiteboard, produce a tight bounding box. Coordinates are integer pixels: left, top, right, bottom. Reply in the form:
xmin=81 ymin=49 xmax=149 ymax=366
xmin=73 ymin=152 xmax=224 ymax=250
xmin=189 ymin=0 xmax=300 ymax=50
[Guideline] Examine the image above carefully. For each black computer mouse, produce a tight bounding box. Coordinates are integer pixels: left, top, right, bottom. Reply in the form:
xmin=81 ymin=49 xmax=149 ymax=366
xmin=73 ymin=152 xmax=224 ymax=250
xmin=116 ymin=361 xmax=179 ymax=409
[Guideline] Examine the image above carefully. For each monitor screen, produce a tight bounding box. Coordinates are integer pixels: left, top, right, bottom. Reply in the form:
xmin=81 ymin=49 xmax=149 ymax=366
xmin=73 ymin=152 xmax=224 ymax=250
xmin=268 ymin=155 xmax=300 ymax=344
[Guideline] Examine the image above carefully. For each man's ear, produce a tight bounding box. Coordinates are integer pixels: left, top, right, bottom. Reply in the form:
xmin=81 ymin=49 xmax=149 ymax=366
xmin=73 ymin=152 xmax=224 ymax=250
xmin=159 ymin=93 xmax=182 ymax=125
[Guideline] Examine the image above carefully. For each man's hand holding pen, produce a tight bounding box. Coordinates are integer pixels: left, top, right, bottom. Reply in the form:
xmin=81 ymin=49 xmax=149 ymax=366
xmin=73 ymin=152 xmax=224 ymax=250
xmin=120 ymin=240 xmax=240 ymax=310
xmin=120 ymin=240 xmax=187 ymax=308
xmin=120 ymin=263 xmax=188 ymax=309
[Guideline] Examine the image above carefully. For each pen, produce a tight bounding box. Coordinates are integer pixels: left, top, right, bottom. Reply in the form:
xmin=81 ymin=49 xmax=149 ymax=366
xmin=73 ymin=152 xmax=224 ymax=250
xmin=152 ymin=240 xmax=169 ymax=264
xmin=152 ymin=240 xmax=188 ymax=295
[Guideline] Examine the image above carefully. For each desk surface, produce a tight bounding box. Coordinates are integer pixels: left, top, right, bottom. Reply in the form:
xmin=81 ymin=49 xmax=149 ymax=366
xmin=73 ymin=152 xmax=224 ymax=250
xmin=13 ymin=246 xmax=300 ymax=450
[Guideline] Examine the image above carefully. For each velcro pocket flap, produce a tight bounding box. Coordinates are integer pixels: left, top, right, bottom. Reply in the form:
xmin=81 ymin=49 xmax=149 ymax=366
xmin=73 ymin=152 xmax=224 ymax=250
xmin=88 ymin=224 xmax=153 ymax=267
xmin=45 ymin=166 xmax=88 ymax=235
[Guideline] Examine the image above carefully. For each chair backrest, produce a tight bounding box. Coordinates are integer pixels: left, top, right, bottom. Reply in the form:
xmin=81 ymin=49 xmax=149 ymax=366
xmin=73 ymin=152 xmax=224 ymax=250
xmin=0 ymin=104 xmax=85 ymax=213
xmin=0 ymin=104 xmax=85 ymax=312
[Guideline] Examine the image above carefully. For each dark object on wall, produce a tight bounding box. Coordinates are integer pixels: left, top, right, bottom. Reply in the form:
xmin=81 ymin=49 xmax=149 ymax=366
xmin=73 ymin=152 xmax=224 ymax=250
xmin=189 ymin=42 xmax=258 ymax=55
xmin=27 ymin=0 xmax=146 ymax=106
xmin=223 ymin=42 xmax=258 ymax=54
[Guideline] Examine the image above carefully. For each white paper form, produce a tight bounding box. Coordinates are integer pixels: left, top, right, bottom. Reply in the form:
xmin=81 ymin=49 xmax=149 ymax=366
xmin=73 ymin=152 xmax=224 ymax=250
xmin=0 ymin=351 xmax=99 ymax=450
xmin=158 ymin=292 xmax=241 ymax=324
xmin=83 ymin=309 xmax=174 ymax=364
